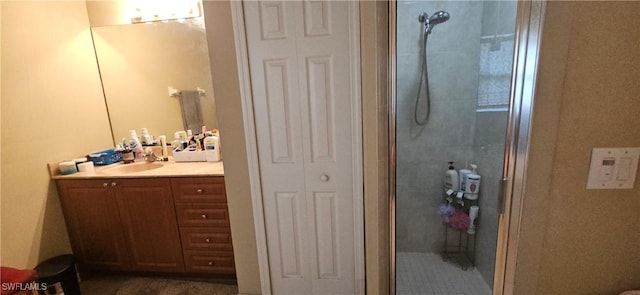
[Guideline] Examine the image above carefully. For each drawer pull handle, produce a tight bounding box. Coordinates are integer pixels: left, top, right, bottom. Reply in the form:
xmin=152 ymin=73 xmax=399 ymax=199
xmin=103 ymin=183 xmax=108 ymax=187
xmin=111 ymin=182 xmax=117 ymax=187
xmin=196 ymin=189 xmax=203 ymax=193
xmin=205 ymin=238 xmax=211 ymax=243
xmin=208 ymin=261 xmax=214 ymax=266
xmin=201 ymin=214 xmax=208 ymax=219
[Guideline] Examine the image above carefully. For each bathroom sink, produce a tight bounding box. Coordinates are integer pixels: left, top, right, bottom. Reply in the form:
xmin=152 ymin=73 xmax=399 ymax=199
xmin=102 ymin=162 xmax=164 ymax=174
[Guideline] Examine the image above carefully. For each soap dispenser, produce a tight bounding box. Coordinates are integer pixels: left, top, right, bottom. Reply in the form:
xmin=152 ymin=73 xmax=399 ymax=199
xmin=444 ymin=162 xmax=459 ymax=191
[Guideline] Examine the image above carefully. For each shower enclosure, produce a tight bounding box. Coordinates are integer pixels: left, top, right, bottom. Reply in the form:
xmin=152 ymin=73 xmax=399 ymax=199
xmin=390 ymin=0 xmax=543 ymax=294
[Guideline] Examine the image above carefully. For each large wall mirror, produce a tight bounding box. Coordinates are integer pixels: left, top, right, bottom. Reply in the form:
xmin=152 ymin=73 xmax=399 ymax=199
xmin=87 ymin=0 xmax=217 ymax=144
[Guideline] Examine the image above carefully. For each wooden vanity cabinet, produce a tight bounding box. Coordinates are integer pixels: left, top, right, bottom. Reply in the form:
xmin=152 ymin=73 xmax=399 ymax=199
xmin=56 ymin=176 xmax=234 ymax=276
xmin=172 ymin=177 xmax=235 ymax=275
xmin=56 ymin=178 xmax=184 ymax=273
xmin=56 ymin=179 xmax=130 ymax=271
xmin=112 ymin=179 xmax=184 ymax=272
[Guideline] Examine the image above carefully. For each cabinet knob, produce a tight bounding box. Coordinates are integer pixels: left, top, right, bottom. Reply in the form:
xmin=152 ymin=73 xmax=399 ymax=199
xmin=111 ymin=182 xmax=117 ymax=187
xmin=196 ymin=189 xmax=203 ymax=193
xmin=207 ymin=261 xmax=214 ymax=266
xmin=201 ymin=214 xmax=208 ymax=219
xmin=205 ymin=238 xmax=211 ymax=243
xmin=320 ymin=174 xmax=330 ymax=182
xmin=103 ymin=183 xmax=109 ymax=187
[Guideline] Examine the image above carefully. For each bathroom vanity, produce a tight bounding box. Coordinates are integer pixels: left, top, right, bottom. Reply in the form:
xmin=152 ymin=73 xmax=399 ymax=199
xmin=50 ymin=161 xmax=234 ymax=277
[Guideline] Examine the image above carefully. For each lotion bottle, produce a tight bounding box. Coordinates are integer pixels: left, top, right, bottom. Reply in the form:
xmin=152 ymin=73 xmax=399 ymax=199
xmin=444 ymin=162 xmax=459 ymax=191
xmin=203 ymin=135 xmax=221 ymax=162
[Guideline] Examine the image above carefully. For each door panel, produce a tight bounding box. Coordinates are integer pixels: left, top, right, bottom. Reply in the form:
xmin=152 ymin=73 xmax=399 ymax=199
xmin=57 ymin=180 xmax=129 ymax=271
xmin=114 ymin=179 xmax=184 ymax=272
xmin=244 ymin=1 xmax=359 ymax=293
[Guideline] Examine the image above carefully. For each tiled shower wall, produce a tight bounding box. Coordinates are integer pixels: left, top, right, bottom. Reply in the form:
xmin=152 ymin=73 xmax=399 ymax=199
xmin=396 ymin=0 xmax=482 ymax=253
xmin=396 ymin=0 xmax=516 ymax=286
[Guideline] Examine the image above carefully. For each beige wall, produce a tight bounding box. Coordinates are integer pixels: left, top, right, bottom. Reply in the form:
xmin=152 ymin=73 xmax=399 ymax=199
xmin=0 ymin=1 xmax=113 ymax=268
xmin=515 ymin=1 xmax=640 ymax=294
xmin=202 ymin=2 xmax=261 ymax=294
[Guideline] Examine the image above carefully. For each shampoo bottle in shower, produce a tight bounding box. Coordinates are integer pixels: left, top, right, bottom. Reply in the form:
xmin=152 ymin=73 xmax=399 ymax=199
xmin=444 ymin=162 xmax=459 ymax=191
xmin=464 ymin=164 xmax=481 ymax=195
xmin=459 ymin=163 xmax=472 ymax=192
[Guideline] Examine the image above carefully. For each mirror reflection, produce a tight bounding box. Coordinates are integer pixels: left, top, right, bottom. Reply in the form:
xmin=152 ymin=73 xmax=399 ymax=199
xmin=91 ymin=18 xmax=217 ymax=144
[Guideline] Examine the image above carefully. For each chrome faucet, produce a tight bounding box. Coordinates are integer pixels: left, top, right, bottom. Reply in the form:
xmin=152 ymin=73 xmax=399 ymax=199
xmin=143 ymin=148 xmax=161 ymax=162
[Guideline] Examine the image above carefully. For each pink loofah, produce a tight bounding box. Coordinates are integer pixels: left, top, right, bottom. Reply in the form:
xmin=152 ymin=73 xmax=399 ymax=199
xmin=448 ymin=210 xmax=470 ymax=230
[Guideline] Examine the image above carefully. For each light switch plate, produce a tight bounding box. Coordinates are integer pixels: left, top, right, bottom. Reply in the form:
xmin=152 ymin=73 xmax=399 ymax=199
xmin=587 ymin=147 xmax=640 ymax=189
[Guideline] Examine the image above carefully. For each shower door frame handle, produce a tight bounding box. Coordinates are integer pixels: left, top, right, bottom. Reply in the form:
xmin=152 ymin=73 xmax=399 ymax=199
xmin=498 ymin=177 xmax=509 ymax=214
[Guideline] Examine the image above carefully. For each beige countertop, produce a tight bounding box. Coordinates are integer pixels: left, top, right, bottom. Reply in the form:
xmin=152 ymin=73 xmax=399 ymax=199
xmin=49 ymin=158 xmax=224 ymax=179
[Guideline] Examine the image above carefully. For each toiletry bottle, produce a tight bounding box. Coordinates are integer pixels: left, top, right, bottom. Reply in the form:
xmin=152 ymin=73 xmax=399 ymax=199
xmin=121 ymin=137 xmax=134 ymax=164
xmin=464 ymin=164 xmax=481 ymax=195
xmin=158 ymin=135 xmax=169 ymax=161
xmin=141 ymin=128 xmax=154 ymax=146
xmin=468 ymin=206 xmax=479 ymax=234
xmin=444 ymin=162 xmax=459 ymax=191
xmin=459 ymin=163 xmax=472 ymax=192
xmin=212 ymin=129 xmax=222 ymax=159
xmin=130 ymin=130 xmax=144 ymax=160
xmin=204 ymin=135 xmax=221 ymax=162
xmin=187 ymin=129 xmax=194 ymax=146
xmin=172 ymin=133 xmax=182 ymax=151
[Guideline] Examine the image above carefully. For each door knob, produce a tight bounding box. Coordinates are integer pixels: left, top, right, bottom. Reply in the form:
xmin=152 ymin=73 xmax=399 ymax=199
xmin=320 ymin=174 xmax=330 ymax=182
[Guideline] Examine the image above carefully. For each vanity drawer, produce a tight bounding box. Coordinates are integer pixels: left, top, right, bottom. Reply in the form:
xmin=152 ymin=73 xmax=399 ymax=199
xmin=179 ymin=227 xmax=233 ymax=251
xmin=183 ymin=250 xmax=235 ymax=274
xmin=175 ymin=204 xmax=230 ymax=227
xmin=172 ymin=177 xmax=226 ymax=203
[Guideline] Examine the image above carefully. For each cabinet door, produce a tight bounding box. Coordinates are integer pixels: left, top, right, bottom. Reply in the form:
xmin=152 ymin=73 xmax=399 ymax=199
xmin=56 ymin=179 xmax=129 ymax=271
xmin=113 ymin=178 xmax=185 ymax=272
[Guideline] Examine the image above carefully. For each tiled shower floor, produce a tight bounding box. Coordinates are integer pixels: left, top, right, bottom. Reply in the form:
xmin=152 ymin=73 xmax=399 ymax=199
xmin=396 ymin=252 xmax=492 ymax=295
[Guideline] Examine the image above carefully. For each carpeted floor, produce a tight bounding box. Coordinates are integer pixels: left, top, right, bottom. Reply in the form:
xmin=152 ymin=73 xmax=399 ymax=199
xmin=80 ymin=275 xmax=238 ymax=295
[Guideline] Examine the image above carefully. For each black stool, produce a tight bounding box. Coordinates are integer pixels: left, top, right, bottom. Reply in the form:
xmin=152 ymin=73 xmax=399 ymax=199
xmin=34 ymin=254 xmax=81 ymax=295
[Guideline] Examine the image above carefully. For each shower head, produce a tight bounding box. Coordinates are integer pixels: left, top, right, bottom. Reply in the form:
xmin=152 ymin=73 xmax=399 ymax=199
xmin=421 ymin=11 xmax=450 ymax=34
xmin=429 ymin=11 xmax=450 ymax=26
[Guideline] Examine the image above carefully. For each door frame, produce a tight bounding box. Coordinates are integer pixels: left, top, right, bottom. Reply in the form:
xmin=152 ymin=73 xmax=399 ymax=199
xmin=388 ymin=1 xmax=547 ymax=294
xmin=230 ymin=1 xmax=365 ymax=294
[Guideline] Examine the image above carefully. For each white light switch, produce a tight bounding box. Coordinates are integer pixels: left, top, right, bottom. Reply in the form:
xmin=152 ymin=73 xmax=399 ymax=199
xmin=617 ymin=158 xmax=632 ymax=181
xmin=587 ymin=147 xmax=640 ymax=189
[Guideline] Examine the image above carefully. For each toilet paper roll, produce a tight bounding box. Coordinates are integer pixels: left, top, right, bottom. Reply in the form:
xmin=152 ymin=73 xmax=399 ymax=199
xmin=77 ymin=161 xmax=95 ymax=173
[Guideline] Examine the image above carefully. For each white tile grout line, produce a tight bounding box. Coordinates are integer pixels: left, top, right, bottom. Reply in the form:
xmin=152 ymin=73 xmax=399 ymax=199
xmin=396 ymin=252 xmax=492 ymax=295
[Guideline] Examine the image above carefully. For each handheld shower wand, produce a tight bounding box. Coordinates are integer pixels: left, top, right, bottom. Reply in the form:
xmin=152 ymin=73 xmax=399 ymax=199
xmin=419 ymin=11 xmax=450 ymax=35
xmin=414 ymin=11 xmax=450 ymax=126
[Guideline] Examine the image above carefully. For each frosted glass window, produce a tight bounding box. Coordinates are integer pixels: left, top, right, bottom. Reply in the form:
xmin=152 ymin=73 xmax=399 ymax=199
xmin=477 ymin=36 xmax=514 ymax=110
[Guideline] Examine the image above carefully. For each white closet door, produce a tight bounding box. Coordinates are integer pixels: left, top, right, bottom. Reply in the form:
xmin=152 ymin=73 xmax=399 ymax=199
xmin=243 ymin=1 xmax=360 ymax=294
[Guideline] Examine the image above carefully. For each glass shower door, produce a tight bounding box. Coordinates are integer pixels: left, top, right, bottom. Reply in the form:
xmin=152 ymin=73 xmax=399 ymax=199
xmin=392 ymin=1 xmax=518 ymax=294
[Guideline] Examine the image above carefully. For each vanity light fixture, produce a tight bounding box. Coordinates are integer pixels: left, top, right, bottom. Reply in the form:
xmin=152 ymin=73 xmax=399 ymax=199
xmin=128 ymin=0 xmax=202 ymax=24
